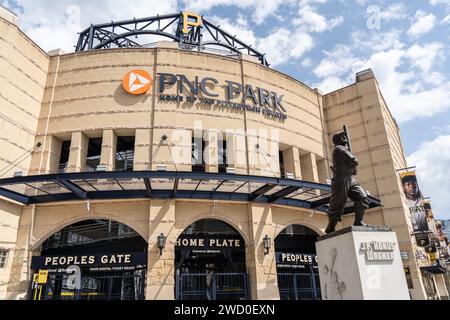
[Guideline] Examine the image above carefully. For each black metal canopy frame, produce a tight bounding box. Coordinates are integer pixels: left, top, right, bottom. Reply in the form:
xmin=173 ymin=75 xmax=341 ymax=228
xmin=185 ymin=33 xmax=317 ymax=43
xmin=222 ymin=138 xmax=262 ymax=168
xmin=0 ymin=171 xmax=381 ymax=214
xmin=75 ymin=12 xmax=270 ymax=67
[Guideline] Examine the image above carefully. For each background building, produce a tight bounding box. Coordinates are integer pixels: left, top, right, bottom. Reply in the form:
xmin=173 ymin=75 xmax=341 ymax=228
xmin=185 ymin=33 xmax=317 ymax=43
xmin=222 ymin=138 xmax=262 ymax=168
xmin=0 ymin=8 xmax=448 ymax=300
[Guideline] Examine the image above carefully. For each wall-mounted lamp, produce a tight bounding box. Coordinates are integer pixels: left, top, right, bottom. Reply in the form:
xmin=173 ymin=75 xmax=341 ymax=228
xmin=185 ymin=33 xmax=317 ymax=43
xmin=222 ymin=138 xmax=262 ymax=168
xmin=161 ymin=135 xmax=168 ymax=142
xmin=263 ymin=235 xmax=271 ymax=255
xmin=157 ymin=233 xmax=167 ymax=256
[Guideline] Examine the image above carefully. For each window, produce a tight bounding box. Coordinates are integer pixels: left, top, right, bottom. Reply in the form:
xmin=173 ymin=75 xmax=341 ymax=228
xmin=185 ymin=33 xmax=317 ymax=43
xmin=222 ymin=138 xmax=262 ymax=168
xmin=192 ymin=136 xmax=205 ymax=172
xmin=0 ymin=250 xmax=9 ymax=268
xmin=58 ymin=141 xmax=71 ymax=173
xmin=115 ymin=136 xmax=135 ymax=171
xmin=85 ymin=138 xmax=102 ymax=172
xmin=279 ymin=151 xmax=285 ymax=178
xmin=218 ymin=138 xmax=228 ymax=173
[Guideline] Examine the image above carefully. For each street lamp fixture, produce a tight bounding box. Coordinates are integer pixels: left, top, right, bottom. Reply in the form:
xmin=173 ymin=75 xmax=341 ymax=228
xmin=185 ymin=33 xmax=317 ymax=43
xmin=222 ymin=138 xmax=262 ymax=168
xmin=157 ymin=233 xmax=167 ymax=256
xmin=263 ymin=235 xmax=271 ymax=255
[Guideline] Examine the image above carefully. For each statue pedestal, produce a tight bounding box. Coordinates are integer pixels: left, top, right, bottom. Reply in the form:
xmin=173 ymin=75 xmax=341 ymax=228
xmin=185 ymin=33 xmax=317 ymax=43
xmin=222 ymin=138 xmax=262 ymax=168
xmin=315 ymin=226 xmax=410 ymax=300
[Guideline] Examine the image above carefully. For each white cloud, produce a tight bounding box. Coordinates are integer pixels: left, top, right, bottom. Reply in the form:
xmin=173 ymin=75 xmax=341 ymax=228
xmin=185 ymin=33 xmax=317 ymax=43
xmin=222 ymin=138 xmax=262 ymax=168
xmin=405 ymin=42 xmax=445 ymax=72
xmin=314 ymin=40 xmax=450 ymax=123
xmin=407 ymin=135 xmax=450 ymax=220
xmin=352 ymin=29 xmax=404 ymax=52
xmin=207 ymin=15 xmax=257 ymax=46
xmin=430 ymin=0 xmax=450 ymax=5
xmin=293 ymin=5 xmax=344 ymax=32
xmin=364 ymin=47 xmax=450 ymax=123
xmin=256 ymin=28 xmax=314 ymax=66
xmin=407 ymin=11 xmax=436 ymax=37
xmin=3 ymin=0 xmax=178 ymax=52
xmin=380 ymin=3 xmax=407 ymax=21
xmin=442 ymin=14 xmax=450 ymax=24
xmin=183 ymin=0 xmax=295 ymax=25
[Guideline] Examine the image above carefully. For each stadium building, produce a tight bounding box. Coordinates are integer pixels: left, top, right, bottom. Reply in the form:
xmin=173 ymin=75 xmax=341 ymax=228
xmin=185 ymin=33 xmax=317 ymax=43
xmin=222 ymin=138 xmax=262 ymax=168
xmin=0 ymin=8 xmax=448 ymax=300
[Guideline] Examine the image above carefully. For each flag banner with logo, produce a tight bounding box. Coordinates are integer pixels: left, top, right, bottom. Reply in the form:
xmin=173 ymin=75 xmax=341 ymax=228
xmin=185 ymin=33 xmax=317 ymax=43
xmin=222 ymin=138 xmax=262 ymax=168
xmin=399 ymin=171 xmax=428 ymax=233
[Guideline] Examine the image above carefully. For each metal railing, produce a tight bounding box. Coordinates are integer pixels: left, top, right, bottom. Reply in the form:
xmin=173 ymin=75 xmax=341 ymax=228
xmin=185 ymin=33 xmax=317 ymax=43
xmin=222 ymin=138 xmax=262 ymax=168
xmin=176 ymin=272 xmax=249 ymax=301
xmin=277 ymin=272 xmax=321 ymax=300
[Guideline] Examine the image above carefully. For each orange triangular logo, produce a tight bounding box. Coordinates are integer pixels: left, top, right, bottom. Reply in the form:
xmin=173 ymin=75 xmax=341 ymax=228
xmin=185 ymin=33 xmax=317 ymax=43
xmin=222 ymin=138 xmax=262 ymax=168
xmin=123 ymin=70 xmax=153 ymax=95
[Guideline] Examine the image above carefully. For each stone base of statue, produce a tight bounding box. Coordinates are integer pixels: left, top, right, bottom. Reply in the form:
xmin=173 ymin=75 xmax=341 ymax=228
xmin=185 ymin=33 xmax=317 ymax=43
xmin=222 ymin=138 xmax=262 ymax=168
xmin=315 ymin=226 xmax=410 ymax=300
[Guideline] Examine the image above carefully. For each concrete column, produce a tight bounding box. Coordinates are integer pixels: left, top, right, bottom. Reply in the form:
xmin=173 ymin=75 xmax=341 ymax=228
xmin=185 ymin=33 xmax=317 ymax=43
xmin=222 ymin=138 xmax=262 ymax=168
xmin=5 ymin=206 xmax=34 ymax=300
xmin=100 ymin=130 xmax=117 ymax=171
xmin=146 ymin=200 xmax=176 ymax=300
xmin=300 ymin=153 xmax=319 ymax=182
xmin=152 ymin=129 xmax=192 ymax=172
xmin=227 ymin=131 xmax=247 ymax=175
xmin=282 ymin=147 xmax=302 ymax=179
xmin=316 ymin=158 xmax=331 ymax=184
xmin=67 ymin=132 xmax=88 ymax=173
xmin=205 ymin=130 xmax=218 ymax=173
xmin=246 ymin=203 xmax=280 ymax=300
xmin=29 ymin=135 xmax=61 ymax=175
xmin=134 ymin=129 xmax=151 ymax=170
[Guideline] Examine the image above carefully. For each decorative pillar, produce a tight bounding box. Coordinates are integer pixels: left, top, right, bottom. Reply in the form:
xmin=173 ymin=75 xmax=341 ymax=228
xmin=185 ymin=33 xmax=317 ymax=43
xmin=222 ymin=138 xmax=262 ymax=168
xmin=282 ymin=147 xmax=302 ymax=179
xmin=134 ymin=129 xmax=151 ymax=171
xmin=204 ymin=130 xmax=219 ymax=173
xmin=100 ymin=130 xmax=117 ymax=171
xmin=67 ymin=132 xmax=88 ymax=173
xmin=29 ymin=135 xmax=61 ymax=175
xmin=226 ymin=131 xmax=247 ymax=175
xmin=146 ymin=200 xmax=176 ymax=300
xmin=316 ymin=158 xmax=331 ymax=184
xmin=246 ymin=203 xmax=280 ymax=300
xmin=5 ymin=206 xmax=35 ymax=300
xmin=300 ymin=153 xmax=319 ymax=182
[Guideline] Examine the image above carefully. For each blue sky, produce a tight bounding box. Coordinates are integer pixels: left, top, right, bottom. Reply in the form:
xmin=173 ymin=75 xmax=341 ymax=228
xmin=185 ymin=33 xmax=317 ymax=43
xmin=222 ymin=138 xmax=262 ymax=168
xmin=2 ymin=0 xmax=450 ymax=219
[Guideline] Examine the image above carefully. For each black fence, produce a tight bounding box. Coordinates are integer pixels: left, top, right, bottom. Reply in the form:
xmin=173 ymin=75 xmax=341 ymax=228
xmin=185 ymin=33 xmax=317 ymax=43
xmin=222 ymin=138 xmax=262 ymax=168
xmin=176 ymin=272 xmax=250 ymax=300
xmin=277 ymin=272 xmax=321 ymax=300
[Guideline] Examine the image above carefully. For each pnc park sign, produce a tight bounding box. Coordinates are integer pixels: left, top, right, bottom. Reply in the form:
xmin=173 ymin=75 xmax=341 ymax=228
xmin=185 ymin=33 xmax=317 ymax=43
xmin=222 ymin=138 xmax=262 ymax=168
xmin=122 ymin=70 xmax=288 ymax=120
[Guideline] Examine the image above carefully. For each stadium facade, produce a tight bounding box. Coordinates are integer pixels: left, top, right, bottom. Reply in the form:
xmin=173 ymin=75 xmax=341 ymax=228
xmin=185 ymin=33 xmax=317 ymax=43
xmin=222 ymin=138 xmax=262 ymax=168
xmin=0 ymin=7 xmax=448 ymax=300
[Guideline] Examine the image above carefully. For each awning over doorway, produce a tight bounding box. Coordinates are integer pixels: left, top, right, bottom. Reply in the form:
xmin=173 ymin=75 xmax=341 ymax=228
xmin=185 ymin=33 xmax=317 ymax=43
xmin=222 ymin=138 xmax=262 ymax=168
xmin=0 ymin=171 xmax=381 ymax=214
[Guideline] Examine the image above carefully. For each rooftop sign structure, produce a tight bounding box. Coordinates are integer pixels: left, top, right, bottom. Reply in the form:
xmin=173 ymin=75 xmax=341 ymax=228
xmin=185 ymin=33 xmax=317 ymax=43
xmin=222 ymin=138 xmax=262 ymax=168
xmin=76 ymin=12 xmax=269 ymax=67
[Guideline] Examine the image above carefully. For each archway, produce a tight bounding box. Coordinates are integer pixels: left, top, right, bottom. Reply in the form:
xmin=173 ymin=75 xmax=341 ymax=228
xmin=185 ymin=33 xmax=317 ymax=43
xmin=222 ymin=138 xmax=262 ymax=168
xmin=275 ymin=224 xmax=321 ymax=300
xmin=174 ymin=219 xmax=249 ymax=300
xmin=30 ymin=219 xmax=148 ymax=301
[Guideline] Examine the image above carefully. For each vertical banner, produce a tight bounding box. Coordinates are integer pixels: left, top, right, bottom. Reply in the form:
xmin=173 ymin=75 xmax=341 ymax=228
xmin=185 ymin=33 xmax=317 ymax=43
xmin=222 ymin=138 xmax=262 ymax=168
xmin=399 ymin=172 xmax=428 ymax=233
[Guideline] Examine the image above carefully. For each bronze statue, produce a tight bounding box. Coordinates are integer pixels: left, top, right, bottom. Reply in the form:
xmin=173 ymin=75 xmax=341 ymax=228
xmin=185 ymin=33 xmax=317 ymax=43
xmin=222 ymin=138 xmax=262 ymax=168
xmin=325 ymin=132 xmax=369 ymax=234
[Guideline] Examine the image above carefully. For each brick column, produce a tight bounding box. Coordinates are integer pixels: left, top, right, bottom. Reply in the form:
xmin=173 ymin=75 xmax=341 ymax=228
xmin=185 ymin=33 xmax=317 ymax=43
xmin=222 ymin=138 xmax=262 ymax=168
xmin=205 ymin=130 xmax=218 ymax=173
xmin=316 ymin=158 xmax=331 ymax=184
xmin=300 ymin=153 xmax=319 ymax=182
xmin=5 ymin=206 xmax=35 ymax=300
xmin=134 ymin=129 xmax=151 ymax=170
xmin=67 ymin=132 xmax=88 ymax=173
xmin=100 ymin=130 xmax=117 ymax=171
xmin=146 ymin=200 xmax=176 ymax=300
xmin=246 ymin=203 xmax=280 ymax=300
xmin=227 ymin=131 xmax=248 ymax=175
xmin=29 ymin=135 xmax=61 ymax=175
xmin=282 ymin=147 xmax=302 ymax=179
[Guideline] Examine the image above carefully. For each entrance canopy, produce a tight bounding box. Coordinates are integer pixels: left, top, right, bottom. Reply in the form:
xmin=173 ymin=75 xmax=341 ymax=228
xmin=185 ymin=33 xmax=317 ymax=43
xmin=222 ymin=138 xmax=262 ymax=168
xmin=0 ymin=171 xmax=381 ymax=214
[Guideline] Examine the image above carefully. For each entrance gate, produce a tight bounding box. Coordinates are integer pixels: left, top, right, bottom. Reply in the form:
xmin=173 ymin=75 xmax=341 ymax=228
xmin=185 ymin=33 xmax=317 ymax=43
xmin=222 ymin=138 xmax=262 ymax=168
xmin=37 ymin=270 xmax=146 ymax=300
xmin=176 ymin=272 xmax=250 ymax=300
xmin=175 ymin=219 xmax=249 ymax=301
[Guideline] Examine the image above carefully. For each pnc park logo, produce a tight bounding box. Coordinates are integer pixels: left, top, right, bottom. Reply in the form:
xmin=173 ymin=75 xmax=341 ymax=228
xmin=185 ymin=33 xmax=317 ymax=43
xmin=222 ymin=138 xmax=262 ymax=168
xmin=121 ymin=69 xmax=287 ymax=120
xmin=122 ymin=70 xmax=153 ymax=95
